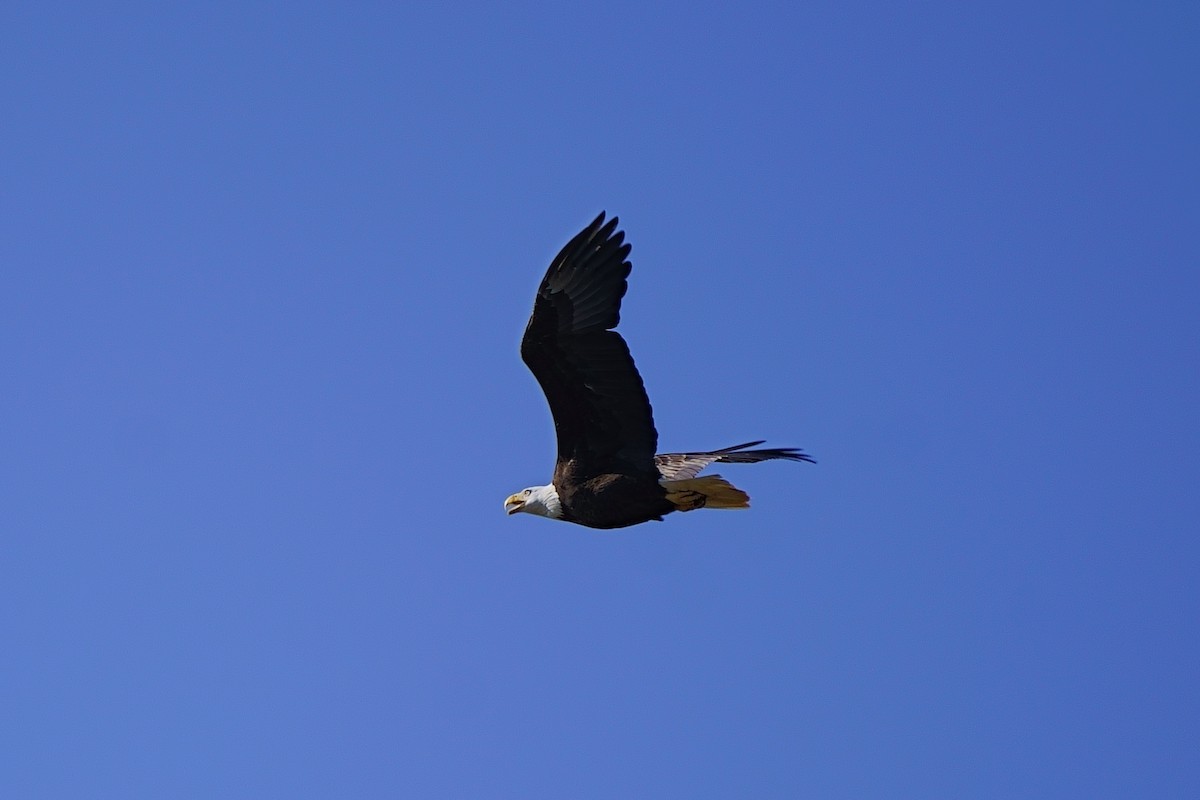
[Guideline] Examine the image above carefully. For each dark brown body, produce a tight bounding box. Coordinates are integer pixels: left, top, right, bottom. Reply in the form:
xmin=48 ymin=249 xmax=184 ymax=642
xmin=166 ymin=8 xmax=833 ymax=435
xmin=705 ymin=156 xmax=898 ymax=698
xmin=555 ymin=472 xmax=675 ymax=529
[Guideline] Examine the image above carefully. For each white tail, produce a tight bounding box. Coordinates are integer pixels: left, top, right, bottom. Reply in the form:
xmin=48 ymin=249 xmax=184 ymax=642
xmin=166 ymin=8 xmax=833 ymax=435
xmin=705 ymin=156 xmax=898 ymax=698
xmin=661 ymin=474 xmax=750 ymax=511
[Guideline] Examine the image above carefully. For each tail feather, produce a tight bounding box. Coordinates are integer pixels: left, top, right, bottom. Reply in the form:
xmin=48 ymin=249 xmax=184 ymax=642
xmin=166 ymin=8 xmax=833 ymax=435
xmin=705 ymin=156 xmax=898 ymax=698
xmin=661 ymin=475 xmax=750 ymax=512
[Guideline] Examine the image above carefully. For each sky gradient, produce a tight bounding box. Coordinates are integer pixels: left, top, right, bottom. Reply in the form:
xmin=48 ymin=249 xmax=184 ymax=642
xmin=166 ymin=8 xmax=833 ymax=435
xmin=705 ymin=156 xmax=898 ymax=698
xmin=3 ymin=2 xmax=1198 ymax=797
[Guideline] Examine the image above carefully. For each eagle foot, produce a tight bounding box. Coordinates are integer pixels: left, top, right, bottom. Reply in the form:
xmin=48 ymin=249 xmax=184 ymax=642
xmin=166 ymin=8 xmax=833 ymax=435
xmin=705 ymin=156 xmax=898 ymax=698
xmin=665 ymin=490 xmax=707 ymax=512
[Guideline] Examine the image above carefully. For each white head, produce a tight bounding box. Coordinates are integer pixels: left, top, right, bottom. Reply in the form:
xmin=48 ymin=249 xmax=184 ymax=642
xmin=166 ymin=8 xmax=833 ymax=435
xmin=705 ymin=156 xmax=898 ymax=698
xmin=504 ymin=484 xmax=563 ymax=520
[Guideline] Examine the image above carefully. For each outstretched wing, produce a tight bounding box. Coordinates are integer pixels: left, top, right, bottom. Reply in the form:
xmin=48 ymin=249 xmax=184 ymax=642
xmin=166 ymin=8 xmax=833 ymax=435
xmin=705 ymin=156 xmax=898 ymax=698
xmin=654 ymin=441 xmax=816 ymax=481
xmin=520 ymin=213 xmax=659 ymax=479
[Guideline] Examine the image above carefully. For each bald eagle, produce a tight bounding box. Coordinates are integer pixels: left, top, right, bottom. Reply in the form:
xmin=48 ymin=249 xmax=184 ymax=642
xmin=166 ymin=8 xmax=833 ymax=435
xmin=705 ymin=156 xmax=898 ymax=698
xmin=504 ymin=213 xmax=814 ymax=529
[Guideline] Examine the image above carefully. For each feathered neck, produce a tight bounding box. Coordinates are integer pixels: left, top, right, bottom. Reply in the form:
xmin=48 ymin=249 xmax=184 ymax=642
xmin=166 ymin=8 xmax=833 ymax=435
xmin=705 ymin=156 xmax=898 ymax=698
xmin=526 ymin=484 xmax=563 ymax=518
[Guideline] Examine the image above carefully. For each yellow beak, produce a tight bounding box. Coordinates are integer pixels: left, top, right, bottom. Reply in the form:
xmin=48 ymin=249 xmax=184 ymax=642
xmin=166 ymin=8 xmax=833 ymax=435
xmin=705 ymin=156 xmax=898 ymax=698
xmin=504 ymin=494 xmax=525 ymax=515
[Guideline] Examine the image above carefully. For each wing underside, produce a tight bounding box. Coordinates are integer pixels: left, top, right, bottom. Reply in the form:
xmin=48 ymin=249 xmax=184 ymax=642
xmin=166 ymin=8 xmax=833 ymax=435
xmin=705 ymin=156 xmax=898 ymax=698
xmin=654 ymin=441 xmax=816 ymax=481
xmin=521 ymin=213 xmax=659 ymax=479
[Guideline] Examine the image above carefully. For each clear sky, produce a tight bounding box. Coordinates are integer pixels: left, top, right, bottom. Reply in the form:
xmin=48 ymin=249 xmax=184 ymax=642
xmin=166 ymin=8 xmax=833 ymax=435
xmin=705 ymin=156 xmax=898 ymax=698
xmin=3 ymin=2 xmax=1197 ymax=797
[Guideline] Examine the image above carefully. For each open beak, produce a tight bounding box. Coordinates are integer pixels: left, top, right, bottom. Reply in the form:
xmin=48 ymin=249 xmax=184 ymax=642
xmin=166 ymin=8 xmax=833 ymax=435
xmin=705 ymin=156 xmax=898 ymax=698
xmin=504 ymin=494 xmax=524 ymax=515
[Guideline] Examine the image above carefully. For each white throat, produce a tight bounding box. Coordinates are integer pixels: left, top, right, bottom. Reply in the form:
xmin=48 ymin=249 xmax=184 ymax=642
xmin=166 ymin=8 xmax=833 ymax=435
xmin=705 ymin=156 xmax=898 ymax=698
xmin=525 ymin=484 xmax=563 ymax=518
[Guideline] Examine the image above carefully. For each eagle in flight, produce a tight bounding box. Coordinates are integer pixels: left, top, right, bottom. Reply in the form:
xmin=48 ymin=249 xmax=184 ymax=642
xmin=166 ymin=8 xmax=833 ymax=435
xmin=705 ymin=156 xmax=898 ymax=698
xmin=504 ymin=213 xmax=814 ymax=529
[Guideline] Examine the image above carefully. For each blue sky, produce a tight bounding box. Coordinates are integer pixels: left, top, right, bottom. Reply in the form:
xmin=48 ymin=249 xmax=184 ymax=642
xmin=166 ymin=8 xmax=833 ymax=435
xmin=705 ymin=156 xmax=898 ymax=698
xmin=3 ymin=2 xmax=1197 ymax=797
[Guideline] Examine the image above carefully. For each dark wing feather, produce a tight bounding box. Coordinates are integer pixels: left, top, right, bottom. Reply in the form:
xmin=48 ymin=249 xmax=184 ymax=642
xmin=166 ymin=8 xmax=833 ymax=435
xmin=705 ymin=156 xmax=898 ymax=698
xmin=521 ymin=213 xmax=658 ymax=479
xmin=655 ymin=441 xmax=816 ymax=481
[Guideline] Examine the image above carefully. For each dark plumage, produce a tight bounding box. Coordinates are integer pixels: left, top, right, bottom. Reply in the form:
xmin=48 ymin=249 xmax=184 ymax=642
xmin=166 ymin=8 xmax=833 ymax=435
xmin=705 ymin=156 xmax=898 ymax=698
xmin=504 ymin=213 xmax=813 ymax=529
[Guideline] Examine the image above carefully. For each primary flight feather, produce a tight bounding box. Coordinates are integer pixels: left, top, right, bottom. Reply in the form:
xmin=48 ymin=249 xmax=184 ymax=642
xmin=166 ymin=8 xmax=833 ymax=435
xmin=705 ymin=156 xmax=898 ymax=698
xmin=504 ymin=213 xmax=813 ymax=529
